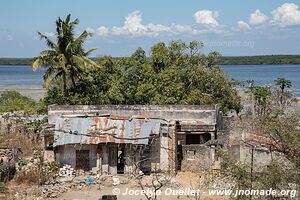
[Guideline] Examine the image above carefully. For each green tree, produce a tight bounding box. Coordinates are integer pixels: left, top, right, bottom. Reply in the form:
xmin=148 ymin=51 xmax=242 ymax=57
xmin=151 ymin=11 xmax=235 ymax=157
xmin=43 ymin=40 xmax=241 ymax=113
xmin=252 ymin=86 xmax=271 ymax=117
xmin=32 ymin=14 xmax=98 ymax=96
xmin=274 ymin=77 xmax=292 ymax=105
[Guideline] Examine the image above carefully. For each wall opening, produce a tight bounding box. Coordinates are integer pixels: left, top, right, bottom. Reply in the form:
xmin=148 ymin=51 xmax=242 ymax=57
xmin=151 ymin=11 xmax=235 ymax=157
xmin=186 ymin=133 xmax=211 ymax=145
xmin=117 ymin=147 xmax=125 ymax=174
xmin=75 ymin=150 xmax=90 ymax=171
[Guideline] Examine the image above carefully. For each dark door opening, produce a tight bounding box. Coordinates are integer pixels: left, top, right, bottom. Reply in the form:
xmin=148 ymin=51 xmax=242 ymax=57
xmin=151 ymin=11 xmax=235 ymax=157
xmin=76 ymin=150 xmax=90 ymax=171
xmin=186 ymin=133 xmax=211 ymax=144
xmin=186 ymin=134 xmax=200 ymax=144
xmin=177 ymin=144 xmax=183 ymax=170
xmin=117 ymin=147 xmax=125 ymax=174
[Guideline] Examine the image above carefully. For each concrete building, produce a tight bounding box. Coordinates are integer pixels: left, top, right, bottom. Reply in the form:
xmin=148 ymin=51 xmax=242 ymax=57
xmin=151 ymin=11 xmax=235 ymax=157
xmin=44 ymin=105 xmax=223 ymax=175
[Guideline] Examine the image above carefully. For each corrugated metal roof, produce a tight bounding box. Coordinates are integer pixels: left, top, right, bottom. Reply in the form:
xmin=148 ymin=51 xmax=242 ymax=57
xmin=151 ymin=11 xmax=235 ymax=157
xmin=54 ymin=116 xmax=165 ymax=146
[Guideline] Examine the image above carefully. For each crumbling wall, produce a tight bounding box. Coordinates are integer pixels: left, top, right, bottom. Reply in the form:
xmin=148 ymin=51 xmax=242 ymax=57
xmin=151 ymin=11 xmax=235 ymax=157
xmin=181 ymin=144 xmax=214 ymax=171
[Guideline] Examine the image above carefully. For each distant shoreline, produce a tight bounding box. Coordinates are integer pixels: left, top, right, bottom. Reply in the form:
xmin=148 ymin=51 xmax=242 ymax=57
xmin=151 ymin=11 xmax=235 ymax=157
xmin=1 ymin=55 xmax=300 ymax=65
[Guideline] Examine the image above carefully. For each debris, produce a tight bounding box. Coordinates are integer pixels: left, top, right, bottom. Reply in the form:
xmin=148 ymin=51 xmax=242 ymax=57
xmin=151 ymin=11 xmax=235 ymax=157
xmin=59 ymin=165 xmax=75 ymax=178
xmin=112 ymin=177 xmax=120 ymax=186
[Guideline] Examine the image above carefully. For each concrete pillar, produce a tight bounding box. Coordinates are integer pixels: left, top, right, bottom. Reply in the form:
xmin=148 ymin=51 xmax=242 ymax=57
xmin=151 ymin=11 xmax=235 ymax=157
xmin=211 ymin=132 xmax=215 ymax=140
xmin=168 ymin=125 xmax=177 ymax=174
xmin=160 ymin=129 xmax=169 ymax=172
xmin=102 ymin=145 xmax=109 ymax=174
xmin=108 ymin=145 xmax=118 ymax=175
xmin=124 ymin=146 xmax=134 ymax=174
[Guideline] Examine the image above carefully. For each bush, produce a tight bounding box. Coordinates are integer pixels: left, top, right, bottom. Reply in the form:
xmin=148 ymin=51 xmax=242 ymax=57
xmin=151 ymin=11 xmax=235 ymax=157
xmin=0 ymin=182 xmax=6 ymax=193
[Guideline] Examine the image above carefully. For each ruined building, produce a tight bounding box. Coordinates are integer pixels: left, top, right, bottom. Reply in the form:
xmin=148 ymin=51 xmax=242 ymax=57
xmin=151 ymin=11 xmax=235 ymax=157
xmin=44 ymin=105 xmax=225 ymax=175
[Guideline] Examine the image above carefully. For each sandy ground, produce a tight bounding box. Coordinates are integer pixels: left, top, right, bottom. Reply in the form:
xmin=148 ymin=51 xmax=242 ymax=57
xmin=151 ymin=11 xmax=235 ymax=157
xmin=0 ymin=88 xmax=46 ymax=101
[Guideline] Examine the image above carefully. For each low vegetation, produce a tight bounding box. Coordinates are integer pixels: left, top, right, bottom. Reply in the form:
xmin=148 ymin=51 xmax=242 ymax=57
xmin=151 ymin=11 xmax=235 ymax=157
xmin=217 ymin=83 xmax=300 ymax=199
xmin=219 ymin=55 xmax=300 ymax=65
xmin=0 ymin=91 xmax=46 ymax=114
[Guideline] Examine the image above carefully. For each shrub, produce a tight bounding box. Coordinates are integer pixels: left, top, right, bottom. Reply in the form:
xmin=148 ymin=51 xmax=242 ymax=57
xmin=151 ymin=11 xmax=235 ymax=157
xmin=0 ymin=182 xmax=6 ymax=193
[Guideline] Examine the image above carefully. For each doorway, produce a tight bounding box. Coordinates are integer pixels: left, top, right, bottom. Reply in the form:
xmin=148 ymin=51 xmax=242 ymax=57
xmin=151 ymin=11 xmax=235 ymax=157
xmin=117 ymin=147 xmax=125 ymax=174
xmin=76 ymin=150 xmax=90 ymax=171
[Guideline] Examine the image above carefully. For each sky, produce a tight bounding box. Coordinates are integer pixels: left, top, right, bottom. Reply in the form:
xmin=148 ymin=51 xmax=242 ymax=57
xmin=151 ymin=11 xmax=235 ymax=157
xmin=1 ymin=0 xmax=300 ymax=57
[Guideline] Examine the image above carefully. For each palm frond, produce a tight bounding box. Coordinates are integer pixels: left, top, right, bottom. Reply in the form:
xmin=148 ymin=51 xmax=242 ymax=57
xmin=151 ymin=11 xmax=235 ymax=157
xmin=32 ymin=58 xmax=44 ymax=71
xmin=43 ymin=65 xmax=58 ymax=89
xmin=72 ymin=55 xmax=99 ymax=71
xmin=37 ymin=32 xmax=57 ymax=49
xmin=84 ymin=48 xmax=97 ymax=56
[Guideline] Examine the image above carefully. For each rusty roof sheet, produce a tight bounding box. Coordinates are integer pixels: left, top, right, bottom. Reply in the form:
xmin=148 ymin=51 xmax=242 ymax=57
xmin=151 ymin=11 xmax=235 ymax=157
xmin=54 ymin=116 xmax=165 ymax=146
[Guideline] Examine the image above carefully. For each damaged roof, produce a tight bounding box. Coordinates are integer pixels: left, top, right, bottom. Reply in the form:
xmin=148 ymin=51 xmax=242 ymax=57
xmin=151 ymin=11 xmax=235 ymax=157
xmin=54 ymin=115 xmax=167 ymax=146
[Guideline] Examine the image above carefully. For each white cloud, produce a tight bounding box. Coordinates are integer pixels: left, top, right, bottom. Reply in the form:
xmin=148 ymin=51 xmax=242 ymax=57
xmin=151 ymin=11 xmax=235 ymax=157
xmin=147 ymin=24 xmax=171 ymax=33
xmin=237 ymin=20 xmax=251 ymax=30
xmin=111 ymin=26 xmax=126 ymax=35
xmin=271 ymin=3 xmax=300 ymax=26
xmin=193 ymin=10 xmax=219 ymax=26
xmin=123 ymin=11 xmax=147 ymax=35
xmin=90 ymin=10 xmax=225 ymax=37
xmin=249 ymin=9 xmax=268 ymax=25
xmin=96 ymin=26 xmax=109 ymax=36
xmin=172 ymin=24 xmax=193 ymax=33
xmin=109 ymin=11 xmax=174 ymax=37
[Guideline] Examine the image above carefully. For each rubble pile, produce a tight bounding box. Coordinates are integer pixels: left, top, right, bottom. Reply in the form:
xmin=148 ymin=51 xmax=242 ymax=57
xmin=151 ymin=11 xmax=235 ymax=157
xmin=41 ymin=176 xmax=97 ymax=198
xmin=58 ymin=164 xmax=75 ymax=178
xmin=15 ymin=162 xmax=131 ymax=199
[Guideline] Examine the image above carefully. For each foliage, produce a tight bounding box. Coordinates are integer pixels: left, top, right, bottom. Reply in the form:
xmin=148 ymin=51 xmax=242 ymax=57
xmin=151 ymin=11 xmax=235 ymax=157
xmin=3 ymin=54 xmax=300 ymax=66
xmin=219 ymin=55 xmax=300 ymax=65
xmin=32 ymin=14 xmax=99 ymax=95
xmin=0 ymin=91 xmax=36 ymax=114
xmin=0 ymin=91 xmax=47 ymax=114
xmin=260 ymin=112 xmax=300 ymax=167
xmin=44 ymin=40 xmax=241 ymax=113
xmin=0 ymin=182 xmax=6 ymax=193
xmin=252 ymin=86 xmax=271 ymax=117
xmin=0 ymin=163 xmax=9 ymax=174
xmin=256 ymin=161 xmax=293 ymax=191
xmin=275 ymin=77 xmax=292 ymax=106
xmin=217 ymin=148 xmax=251 ymax=191
xmin=18 ymin=159 xmax=28 ymax=167
xmin=0 ymin=58 xmax=33 ymax=65
xmin=275 ymin=77 xmax=292 ymax=92
xmin=222 ymin=104 xmax=300 ymax=199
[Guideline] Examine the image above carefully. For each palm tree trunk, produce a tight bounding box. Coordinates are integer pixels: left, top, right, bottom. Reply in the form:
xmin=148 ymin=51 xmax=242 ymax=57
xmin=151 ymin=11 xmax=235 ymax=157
xmin=62 ymin=73 xmax=67 ymax=96
xmin=71 ymin=72 xmax=76 ymax=89
xmin=280 ymin=86 xmax=284 ymax=107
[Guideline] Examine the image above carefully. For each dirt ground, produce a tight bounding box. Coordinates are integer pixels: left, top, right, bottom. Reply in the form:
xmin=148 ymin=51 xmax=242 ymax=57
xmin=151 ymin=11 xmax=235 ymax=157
xmin=53 ymin=172 xmax=229 ymax=200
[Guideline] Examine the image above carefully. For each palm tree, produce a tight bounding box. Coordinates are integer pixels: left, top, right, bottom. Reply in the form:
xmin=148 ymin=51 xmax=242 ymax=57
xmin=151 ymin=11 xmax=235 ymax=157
xmin=275 ymin=77 xmax=292 ymax=105
xmin=32 ymin=14 xmax=98 ymax=96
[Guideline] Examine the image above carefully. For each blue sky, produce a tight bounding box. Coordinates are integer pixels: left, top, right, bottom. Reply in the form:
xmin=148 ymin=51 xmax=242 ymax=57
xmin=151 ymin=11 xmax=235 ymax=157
xmin=1 ymin=0 xmax=300 ymax=57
